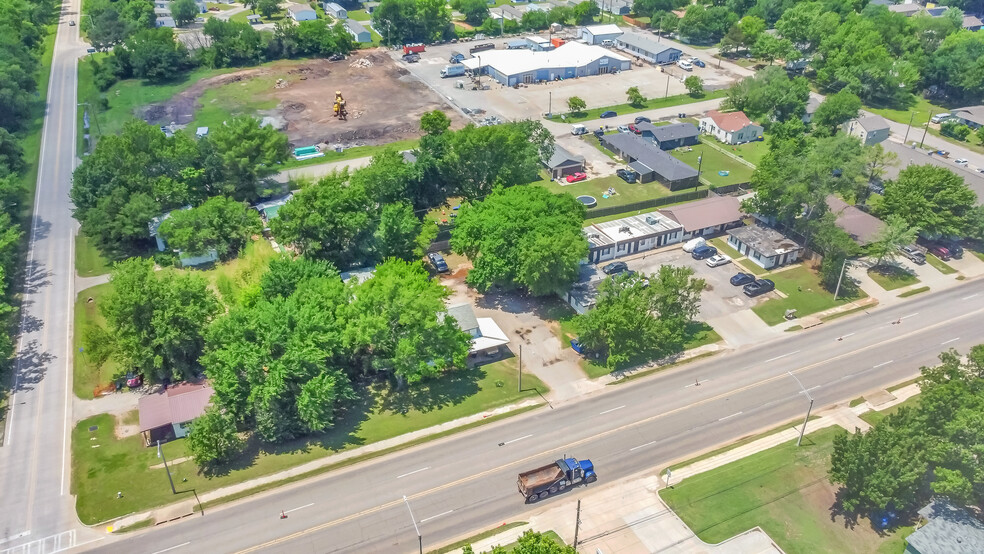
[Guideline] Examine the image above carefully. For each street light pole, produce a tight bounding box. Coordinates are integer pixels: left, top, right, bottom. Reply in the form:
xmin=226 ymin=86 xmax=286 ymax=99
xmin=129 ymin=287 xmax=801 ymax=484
xmin=403 ymin=495 xmax=423 ymax=554
xmin=787 ymin=372 xmax=814 ymax=447
xmin=157 ymin=440 xmax=177 ymax=494
xmin=833 ymin=257 xmax=848 ymax=301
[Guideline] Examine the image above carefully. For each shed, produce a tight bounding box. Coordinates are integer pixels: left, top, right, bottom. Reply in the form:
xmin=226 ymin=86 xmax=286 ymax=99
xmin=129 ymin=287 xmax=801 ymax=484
xmin=727 ymin=225 xmax=802 ymax=269
xmin=246 ymin=13 xmax=261 ymax=23
xmin=195 ymin=126 xmax=209 ymax=138
xmin=138 ymin=383 xmax=215 ymax=445
xmin=287 ymin=3 xmax=317 ymax=21
xmin=543 ymin=143 xmax=585 ymax=180
xmin=344 ymin=19 xmax=371 ymax=43
xmin=615 ymin=32 xmax=681 ymax=64
xmin=324 ymin=2 xmax=346 ymax=18
xmin=581 ymin=24 xmax=623 ymax=45
xmin=253 ymin=193 xmax=294 ymax=229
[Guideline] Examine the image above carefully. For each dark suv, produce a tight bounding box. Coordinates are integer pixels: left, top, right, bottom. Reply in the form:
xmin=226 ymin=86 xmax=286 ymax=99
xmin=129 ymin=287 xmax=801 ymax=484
xmin=602 ymin=261 xmax=629 ymax=275
xmin=616 ymin=168 xmax=637 ymax=183
xmin=743 ymin=279 xmax=775 ymax=297
xmin=730 ymin=272 xmax=755 ymax=286
xmin=428 ymin=252 xmax=449 ymax=273
xmin=691 ymin=245 xmax=718 ymax=260
xmin=938 ymin=238 xmax=964 ymax=259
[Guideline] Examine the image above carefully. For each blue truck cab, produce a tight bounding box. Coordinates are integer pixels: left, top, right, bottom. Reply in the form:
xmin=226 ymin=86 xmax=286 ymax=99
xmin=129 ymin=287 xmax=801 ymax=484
xmin=518 ymin=457 xmax=597 ymax=503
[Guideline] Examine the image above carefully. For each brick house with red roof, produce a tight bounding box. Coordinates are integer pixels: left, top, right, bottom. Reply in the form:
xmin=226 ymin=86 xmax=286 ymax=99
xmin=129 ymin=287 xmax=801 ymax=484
xmin=698 ymin=110 xmax=764 ymax=145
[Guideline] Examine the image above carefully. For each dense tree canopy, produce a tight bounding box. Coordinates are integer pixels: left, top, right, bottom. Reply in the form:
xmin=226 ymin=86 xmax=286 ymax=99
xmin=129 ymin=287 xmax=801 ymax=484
xmin=124 ymin=28 xmax=193 ymax=83
xmin=724 ymin=66 xmax=809 ymax=122
xmin=202 ymin=115 xmax=288 ymax=201
xmin=810 ymin=89 xmax=861 ymax=136
xmin=157 ymin=196 xmax=262 ymax=258
xmin=875 ymin=165 xmax=978 ymax=237
xmin=372 ymin=0 xmax=452 ymax=45
xmin=451 ymin=186 xmax=588 ymax=296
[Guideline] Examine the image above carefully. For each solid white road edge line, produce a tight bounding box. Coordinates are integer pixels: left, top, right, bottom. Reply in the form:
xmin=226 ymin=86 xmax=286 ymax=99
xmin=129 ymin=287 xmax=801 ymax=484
xmin=763 ymin=351 xmax=800 ymax=364
xmin=718 ymin=411 xmax=743 ymax=421
xmin=501 ymin=434 xmax=533 ymax=446
xmin=941 ymin=337 xmax=960 ymax=345
xmin=873 ymin=360 xmax=894 ymax=369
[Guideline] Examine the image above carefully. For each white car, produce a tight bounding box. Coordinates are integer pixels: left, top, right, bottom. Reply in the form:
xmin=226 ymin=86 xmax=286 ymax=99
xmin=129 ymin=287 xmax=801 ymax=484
xmin=930 ymin=113 xmax=952 ymax=124
xmin=954 ymin=158 xmax=969 ymax=166
xmin=617 ymin=125 xmax=631 ymax=133
xmin=682 ymin=237 xmax=706 ymax=252
xmin=677 ymin=60 xmax=693 ymax=71
xmin=706 ymin=254 xmax=732 ymax=268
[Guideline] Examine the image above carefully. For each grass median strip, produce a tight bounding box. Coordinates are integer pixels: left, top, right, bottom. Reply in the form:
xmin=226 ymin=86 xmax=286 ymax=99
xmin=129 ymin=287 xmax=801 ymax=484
xmin=924 ymin=254 xmax=956 ymax=275
xmin=867 ymin=265 xmax=920 ymax=291
xmin=898 ymin=286 xmax=930 ymax=298
xmin=753 ymin=265 xmax=866 ymax=325
xmin=551 ymin=90 xmax=727 ymax=123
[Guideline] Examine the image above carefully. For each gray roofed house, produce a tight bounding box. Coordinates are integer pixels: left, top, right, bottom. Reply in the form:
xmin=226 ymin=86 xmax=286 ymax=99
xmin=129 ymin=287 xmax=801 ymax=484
xmin=905 ymin=500 xmax=984 ymax=554
xmin=962 ymin=14 xmax=982 ymax=31
xmin=495 ymin=4 xmax=525 ymax=20
xmin=544 ymin=143 xmax=585 ymax=180
xmin=344 ymin=18 xmax=371 ymax=43
xmin=446 ymin=303 xmax=510 ymax=357
xmin=640 ymin=122 xmax=699 ymax=150
xmin=803 ymin=96 xmax=822 ymax=123
xmin=727 ymin=225 xmax=803 ymax=269
xmin=614 ymin=32 xmax=682 ymax=64
xmin=950 ymin=105 xmax=984 ymax=129
xmin=888 ymin=3 xmax=922 ymax=15
xmin=844 ymin=115 xmax=890 ymax=145
xmin=254 ymin=193 xmax=293 ymax=229
xmin=324 ymin=1 xmax=346 ymax=18
xmin=659 ymin=195 xmax=744 ymax=237
xmin=826 ymin=195 xmax=885 ymax=245
xmin=600 ymin=133 xmax=698 ymax=189
xmin=564 ymin=263 xmax=605 ymax=314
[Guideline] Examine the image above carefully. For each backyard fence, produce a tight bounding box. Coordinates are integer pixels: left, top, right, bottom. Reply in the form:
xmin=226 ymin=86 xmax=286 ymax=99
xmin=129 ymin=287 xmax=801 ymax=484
xmin=584 ymin=189 xmax=709 ymax=219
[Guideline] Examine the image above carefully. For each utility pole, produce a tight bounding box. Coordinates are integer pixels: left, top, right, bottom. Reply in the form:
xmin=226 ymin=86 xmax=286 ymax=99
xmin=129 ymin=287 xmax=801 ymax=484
xmin=903 ymin=111 xmax=915 ymax=144
xmin=157 ymin=440 xmax=177 ymax=495
xmin=403 ymin=495 xmax=423 ymax=554
xmin=548 ymin=91 xmax=552 ymax=117
xmin=920 ymin=111 xmax=933 ymax=148
xmin=787 ymin=372 xmax=814 ymax=447
xmin=573 ymin=499 xmax=582 ymax=549
xmin=833 ymin=257 xmax=848 ymax=301
xmin=695 ymin=151 xmax=703 ymax=191
xmin=518 ymin=344 xmax=523 ymax=392
xmin=665 ymin=74 xmax=670 ymax=98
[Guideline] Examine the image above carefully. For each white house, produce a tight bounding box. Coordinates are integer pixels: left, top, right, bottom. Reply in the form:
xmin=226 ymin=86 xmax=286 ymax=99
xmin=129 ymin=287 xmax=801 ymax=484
xmin=843 ymin=115 xmax=890 ymax=146
xmin=698 ymin=110 xmax=763 ymax=145
xmin=344 ymin=19 xmax=371 ymax=43
xmin=727 ymin=225 xmax=802 ymax=270
xmin=324 ymin=2 xmax=346 ymax=18
xmin=287 ymin=3 xmax=318 ymax=21
xmin=447 ymin=304 xmax=510 ymax=359
xmin=581 ymin=23 xmax=622 ymax=45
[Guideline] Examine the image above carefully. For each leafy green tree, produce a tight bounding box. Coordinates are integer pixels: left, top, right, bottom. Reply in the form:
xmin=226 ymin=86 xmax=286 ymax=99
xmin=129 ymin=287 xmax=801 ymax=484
xmin=295 ymin=19 xmax=355 ymax=56
xmin=451 ymin=186 xmax=587 ymax=296
xmin=202 ymin=115 xmax=288 ymax=201
xmin=737 ymin=15 xmax=765 ymax=49
xmin=632 ymin=0 xmax=686 ymax=18
xmin=811 ymin=89 xmax=861 ymax=136
xmin=653 ymin=11 xmax=677 ymax=35
xmin=978 ymin=126 xmax=984 ymax=145
xmin=926 ymin=30 xmax=984 ymax=100
xmin=940 ymin=121 xmax=972 ymax=141
xmin=349 ymin=148 xmax=416 ymax=205
xmin=187 ymin=405 xmax=244 ymax=465
xmin=102 ymin=259 xmax=221 ymax=382
xmin=157 ymin=196 xmax=262 ymax=258
xmin=201 ymin=18 xmax=264 ymax=67
xmin=809 ymin=213 xmax=860 ymax=293
xmin=547 ymin=6 xmax=572 ymax=24
xmin=860 ymin=143 xmax=898 ymax=193
xmin=372 ymin=0 xmax=452 ymax=45
xmin=124 ymin=28 xmax=193 ymax=82
xmin=374 ymin=202 xmax=434 ymax=261
xmin=461 ymin=0 xmax=490 ymax=25
xmin=719 ymin=23 xmax=744 ymax=56
xmin=0 ymin=129 xmax=26 ymax=177
xmin=244 ymin=0 xmax=258 ymax=13
xmin=867 ymin=214 xmax=918 ymax=267
xmin=421 ymin=110 xmax=451 ymax=136
xmin=751 ymin=33 xmax=795 ymax=65
xmin=489 ymin=530 xmax=577 ymax=553
xmin=170 ymin=0 xmax=199 ymax=26
xmin=259 ymin=256 xmax=337 ymax=299
xmin=578 ymin=265 xmax=704 ymax=369
xmin=684 ymin=75 xmax=703 ymax=96
xmin=877 ymin=165 xmax=978 ymax=236
xmin=270 ymin=173 xmax=376 ymax=268
xmin=567 ymin=96 xmax=586 ymax=113
xmin=680 ymin=4 xmax=735 ymax=43
xmin=774 ymin=1 xmax=838 ymax=53
xmin=571 ymin=1 xmax=600 ymax=24
xmin=520 ymin=9 xmax=549 ymax=30
xmin=258 ymin=0 xmax=280 ymax=18
xmin=626 ymin=86 xmax=647 ymax=108
xmin=723 ymin=78 xmax=751 ymax=113
xmin=440 ymin=121 xmax=553 ymax=199
xmin=345 ymin=259 xmax=471 ymax=386
xmin=738 ymin=66 xmax=810 ymax=121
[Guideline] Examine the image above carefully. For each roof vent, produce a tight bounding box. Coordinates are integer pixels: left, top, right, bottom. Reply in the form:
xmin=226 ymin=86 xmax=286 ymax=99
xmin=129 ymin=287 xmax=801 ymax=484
xmin=645 ymin=216 xmax=658 ymax=225
xmin=619 ymin=226 xmax=631 ymax=234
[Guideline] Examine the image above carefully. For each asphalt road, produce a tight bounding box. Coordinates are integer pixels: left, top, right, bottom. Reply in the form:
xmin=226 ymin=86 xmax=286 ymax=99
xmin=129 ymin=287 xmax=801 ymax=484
xmin=0 ymin=1 xmax=94 ymax=551
xmin=95 ymin=281 xmax=984 ymax=554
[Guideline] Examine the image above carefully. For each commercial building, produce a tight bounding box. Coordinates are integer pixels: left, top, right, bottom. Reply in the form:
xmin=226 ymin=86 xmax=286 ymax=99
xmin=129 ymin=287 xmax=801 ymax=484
xmin=614 ymin=32 xmax=682 ymax=64
xmin=460 ymin=42 xmax=631 ymax=86
xmin=843 ymin=115 xmax=890 ymax=145
xmin=639 ymin=122 xmax=699 ymax=150
xmin=345 ymin=19 xmax=371 ymax=43
xmin=727 ymin=225 xmax=803 ymax=269
xmin=581 ymin=24 xmax=623 ymax=45
xmin=288 ymin=3 xmax=318 ymax=21
xmin=599 ymin=133 xmax=698 ymax=190
xmin=583 ymin=211 xmax=683 ymax=263
xmin=659 ymin=195 xmax=744 ymax=238
xmin=698 ymin=110 xmax=763 ymax=145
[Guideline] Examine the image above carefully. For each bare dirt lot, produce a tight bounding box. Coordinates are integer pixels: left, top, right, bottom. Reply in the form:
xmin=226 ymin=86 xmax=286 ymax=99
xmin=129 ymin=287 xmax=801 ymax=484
xmin=142 ymin=50 xmax=467 ymax=146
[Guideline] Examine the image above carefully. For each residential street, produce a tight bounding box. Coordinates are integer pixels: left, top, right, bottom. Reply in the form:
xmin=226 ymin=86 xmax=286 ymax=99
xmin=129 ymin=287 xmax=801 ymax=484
xmin=92 ymin=280 xmax=984 ymax=554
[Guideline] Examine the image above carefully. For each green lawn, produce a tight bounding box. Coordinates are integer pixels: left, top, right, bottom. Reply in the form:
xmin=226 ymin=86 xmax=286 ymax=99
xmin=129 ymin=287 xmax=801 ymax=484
xmin=551 ymin=90 xmax=728 ymax=123
xmin=539 ymin=174 xmax=672 ymax=210
xmin=281 ymin=138 xmax=421 ymax=171
xmin=859 ymin=395 xmax=919 ymax=427
xmin=669 ymin=139 xmax=755 ymax=187
xmin=867 ymin=266 xmax=920 ymax=291
xmin=865 ymin=97 xmax=946 ymax=130
xmin=737 ymin=258 xmax=768 ymax=275
xmin=347 ymin=9 xmax=371 ymax=20
xmin=73 ymin=283 xmax=119 ymax=399
xmin=928 ymin=126 xmax=984 ymax=154
xmin=494 ymin=530 xmax=566 ymax=552
xmin=73 ymin=359 xmax=547 ymax=524
xmin=706 ymin=135 xmax=769 ymax=168
xmin=186 ymin=73 xmax=279 ymax=133
xmin=230 ymin=9 xmax=287 ymax=24
xmin=75 ymin=231 xmax=112 ymax=277
xmin=753 ymin=265 xmax=866 ymax=325
xmin=662 ymin=426 xmax=913 ymax=554
xmin=924 ymin=253 xmax=956 ymax=275
xmin=707 ymin=237 xmax=742 ymax=260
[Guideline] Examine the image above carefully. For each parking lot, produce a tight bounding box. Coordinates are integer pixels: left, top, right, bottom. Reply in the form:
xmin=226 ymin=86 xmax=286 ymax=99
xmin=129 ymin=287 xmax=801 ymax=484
xmin=623 ymin=247 xmax=770 ymax=320
xmin=393 ymin=36 xmax=737 ymax=123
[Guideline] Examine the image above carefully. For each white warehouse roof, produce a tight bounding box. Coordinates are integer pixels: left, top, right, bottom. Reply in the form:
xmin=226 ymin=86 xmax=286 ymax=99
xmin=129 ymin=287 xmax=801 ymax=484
xmin=583 ymin=24 xmax=622 ymax=35
xmin=461 ymin=41 xmax=628 ymax=76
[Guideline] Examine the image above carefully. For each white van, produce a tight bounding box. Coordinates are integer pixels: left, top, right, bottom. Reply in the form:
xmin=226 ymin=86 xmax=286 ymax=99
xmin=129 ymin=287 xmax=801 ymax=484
xmin=682 ymin=237 xmax=706 ymax=252
xmin=677 ymin=60 xmax=694 ymax=71
xmin=601 ymin=39 xmax=615 ymax=47
xmin=571 ymin=124 xmax=587 ymax=135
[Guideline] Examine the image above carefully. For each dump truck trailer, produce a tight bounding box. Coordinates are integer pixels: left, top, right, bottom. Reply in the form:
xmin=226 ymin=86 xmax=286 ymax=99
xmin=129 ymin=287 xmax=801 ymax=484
xmin=518 ymin=457 xmax=595 ymax=503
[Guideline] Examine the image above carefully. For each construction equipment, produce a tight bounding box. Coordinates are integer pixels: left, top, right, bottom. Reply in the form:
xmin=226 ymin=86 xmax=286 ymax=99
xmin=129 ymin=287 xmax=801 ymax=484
xmin=333 ymin=90 xmax=347 ymax=121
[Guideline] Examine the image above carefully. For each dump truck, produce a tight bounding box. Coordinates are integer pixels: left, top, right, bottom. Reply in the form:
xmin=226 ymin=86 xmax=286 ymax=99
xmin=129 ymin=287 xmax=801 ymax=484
xmin=403 ymin=43 xmax=426 ymax=55
xmin=518 ymin=457 xmax=596 ymax=503
xmin=440 ymin=64 xmax=466 ymax=78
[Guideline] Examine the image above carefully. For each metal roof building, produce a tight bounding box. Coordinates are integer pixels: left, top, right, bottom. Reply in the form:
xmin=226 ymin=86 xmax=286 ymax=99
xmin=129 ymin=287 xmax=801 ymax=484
xmin=614 ymin=32 xmax=682 ymax=64
xmin=600 ymin=133 xmax=698 ymax=190
xmin=460 ymin=42 xmax=630 ymax=86
xmin=583 ymin=211 xmax=683 ymax=263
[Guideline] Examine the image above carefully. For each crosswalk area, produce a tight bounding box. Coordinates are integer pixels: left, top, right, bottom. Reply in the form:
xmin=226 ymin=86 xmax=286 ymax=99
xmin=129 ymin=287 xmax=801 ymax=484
xmin=0 ymin=531 xmax=76 ymax=554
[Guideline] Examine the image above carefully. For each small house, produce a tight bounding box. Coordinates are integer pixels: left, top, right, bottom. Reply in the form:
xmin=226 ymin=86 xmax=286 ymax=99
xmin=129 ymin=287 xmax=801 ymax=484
xmin=345 ymin=19 xmax=371 ymax=43
xmin=888 ymin=3 xmax=922 ymax=16
xmin=726 ymin=225 xmax=803 ymax=270
xmin=324 ymin=2 xmax=346 ymax=18
xmin=659 ymin=195 xmax=744 ymax=239
xmin=803 ymin=96 xmax=821 ymax=124
xmin=699 ymin=110 xmax=763 ymax=145
xmin=614 ymin=33 xmax=681 ymax=65
xmin=543 ymin=144 xmax=585 ymax=180
xmin=599 ymin=133 xmax=698 ymax=190
xmin=581 ymin=24 xmax=623 ymax=45
xmin=195 ymin=126 xmax=208 ymax=138
xmin=447 ymin=304 xmax=510 ymax=360
xmin=138 ymin=383 xmax=215 ymax=445
xmin=496 ymin=4 xmax=525 ymax=21
xmin=155 ymin=15 xmax=176 ymax=27
xmin=843 ymin=115 xmax=890 ymax=145
xmin=363 ymin=1 xmax=380 ymax=13
xmin=962 ymin=15 xmax=982 ymax=31
xmin=594 ymin=0 xmax=630 ymax=15
xmin=287 ymin=3 xmax=317 ymax=21
xmin=640 ymin=122 xmax=699 ymax=150
xmin=826 ymin=195 xmax=885 ymax=245
xmin=950 ymin=105 xmax=984 ymax=129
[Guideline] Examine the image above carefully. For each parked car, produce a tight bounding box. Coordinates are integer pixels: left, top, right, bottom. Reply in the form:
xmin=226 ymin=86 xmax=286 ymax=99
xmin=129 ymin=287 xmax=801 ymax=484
xmin=125 ymin=374 xmax=142 ymax=388
xmin=600 ymin=110 xmax=617 ymax=118
xmin=428 ymin=252 xmax=450 ymax=273
xmin=401 ymin=53 xmax=419 ymax=63
xmin=938 ymin=238 xmax=964 ymax=259
xmin=691 ymin=245 xmax=718 ymax=260
xmin=593 ymin=129 xmax=604 ymax=138
xmin=602 ymin=261 xmax=629 ymax=275
xmin=682 ymin=237 xmax=706 ymax=252
xmin=566 ymin=172 xmax=587 ymax=183
xmin=628 ymin=123 xmax=640 ymax=134
xmin=677 ymin=60 xmax=693 ymax=71
xmin=743 ymin=279 xmax=775 ymax=297
xmin=955 ymin=158 xmax=969 ymax=166
xmin=926 ymin=243 xmax=951 ymax=261
xmin=936 ymin=150 xmax=950 ymax=158
xmin=930 ymin=113 xmax=952 ymax=124
xmin=69 ymin=19 xmax=75 ymax=26
xmin=634 ymin=116 xmax=651 ymax=124
xmin=705 ymin=254 xmax=732 ymax=267
xmin=693 ymin=59 xmax=705 ymax=67
xmin=898 ymin=244 xmax=926 ymax=265
xmin=617 ymin=125 xmax=631 ymax=133
xmin=730 ymin=272 xmax=755 ymax=286
xmin=616 ymin=168 xmax=637 ymax=183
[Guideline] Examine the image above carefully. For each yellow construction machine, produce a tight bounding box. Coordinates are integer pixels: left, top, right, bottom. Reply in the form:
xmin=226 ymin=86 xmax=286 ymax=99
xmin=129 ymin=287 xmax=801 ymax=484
xmin=333 ymin=90 xmax=347 ymax=121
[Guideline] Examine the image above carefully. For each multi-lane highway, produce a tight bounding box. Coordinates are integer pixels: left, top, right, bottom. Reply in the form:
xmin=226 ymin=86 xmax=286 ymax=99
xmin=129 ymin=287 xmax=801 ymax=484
xmin=0 ymin=0 xmax=90 ymax=550
xmin=94 ymin=281 xmax=984 ymax=554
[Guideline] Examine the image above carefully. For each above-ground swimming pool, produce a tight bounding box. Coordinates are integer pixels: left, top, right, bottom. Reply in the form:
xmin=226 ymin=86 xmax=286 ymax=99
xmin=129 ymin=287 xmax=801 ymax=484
xmin=576 ymin=195 xmax=597 ymax=208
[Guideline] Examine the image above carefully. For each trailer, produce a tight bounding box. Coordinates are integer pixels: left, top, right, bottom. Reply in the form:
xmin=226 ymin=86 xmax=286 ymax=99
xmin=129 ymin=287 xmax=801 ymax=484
xmin=403 ymin=43 xmax=426 ymax=55
xmin=517 ymin=457 xmax=595 ymax=503
xmin=469 ymin=42 xmax=495 ymax=54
